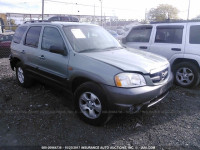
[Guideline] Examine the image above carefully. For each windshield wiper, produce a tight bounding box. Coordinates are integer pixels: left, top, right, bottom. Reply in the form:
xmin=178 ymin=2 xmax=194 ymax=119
xmin=79 ymin=46 xmax=123 ymax=53
xmin=103 ymin=46 xmax=123 ymax=50
xmin=79 ymin=48 xmax=100 ymax=53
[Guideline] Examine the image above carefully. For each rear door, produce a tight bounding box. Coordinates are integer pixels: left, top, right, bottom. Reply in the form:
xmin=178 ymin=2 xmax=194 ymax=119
xmin=149 ymin=24 xmax=186 ymax=61
xmin=22 ymin=26 xmax=42 ymax=69
xmin=125 ymin=25 xmax=153 ymax=51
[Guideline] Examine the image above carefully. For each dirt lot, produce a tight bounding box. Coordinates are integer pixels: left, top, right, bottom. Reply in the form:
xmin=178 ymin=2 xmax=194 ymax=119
xmin=0 ymin=58 xmax=200 ymax=149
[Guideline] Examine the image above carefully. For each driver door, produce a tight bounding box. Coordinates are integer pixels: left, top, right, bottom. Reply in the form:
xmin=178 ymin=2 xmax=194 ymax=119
xmin=38 ymin=26 xmax=69 ymax=85
xmin=125 ymin=25 xmax=153 ymax=51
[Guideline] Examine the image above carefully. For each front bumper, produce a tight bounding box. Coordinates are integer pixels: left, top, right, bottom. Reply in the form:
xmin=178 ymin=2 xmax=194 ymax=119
xmin=102 ymin=72 xmax=173 ymax=113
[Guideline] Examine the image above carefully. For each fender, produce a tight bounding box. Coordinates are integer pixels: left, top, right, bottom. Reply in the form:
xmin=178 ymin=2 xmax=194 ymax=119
xmin=168 ymin=53 xmax=185 ymax=65
xmin=183 ymin=53 xmax=200 ymax=67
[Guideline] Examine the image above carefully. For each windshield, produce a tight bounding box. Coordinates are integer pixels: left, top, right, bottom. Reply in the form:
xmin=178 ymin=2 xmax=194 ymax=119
xmin=63 ymin=25 xmax=121 ymax=53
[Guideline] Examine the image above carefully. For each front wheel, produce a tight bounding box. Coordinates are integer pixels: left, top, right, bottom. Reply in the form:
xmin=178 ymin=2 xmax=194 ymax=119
xmin=173 ymin=62 xmax=200 ymax=88
xmin=74 ymin=82 xmax=111 ymax=126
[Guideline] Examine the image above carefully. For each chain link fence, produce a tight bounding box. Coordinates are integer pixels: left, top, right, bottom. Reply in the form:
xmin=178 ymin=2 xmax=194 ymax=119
xmin=0 ymin=19 xmax=140 ymax=58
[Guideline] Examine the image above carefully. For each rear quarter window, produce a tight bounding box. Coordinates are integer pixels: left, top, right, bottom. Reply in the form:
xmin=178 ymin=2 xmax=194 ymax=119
xmin=13 ymin=26 xmax=28 ymax=44
xmin=190 ymin=25 xmax=200 ymax=44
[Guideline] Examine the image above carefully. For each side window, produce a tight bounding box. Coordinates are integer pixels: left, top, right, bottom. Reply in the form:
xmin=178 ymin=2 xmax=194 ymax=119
xmin=126 ymin=26 xmax=152 ymax=42
xmin=49 ymin=17 xmax=60 ymax=21
xmin=13 ymin=26 xmax=27 ymax=44
xmin=62 ymin=17 xmax=70 ymax=21
xmin=2 ymin=35 xmax=13 ymax=41
xmin=8 ymin=35 xmax=14 ymax=41
xmin=41 ymin=27 xmax=66 ymax=51
xmin=155 ymin=26 xmax=183 ymax=44
xmin=0 ymin=36 xmax=3 ymax=41
xmin=0 ymin=35 xmax=8 ymax=42
xmin=4 ymin=35 xmax=9 ymax=41
xmin=190 ymin=25 xmax=200 ymax=44
xmin=24 ymin=26 xmax=41 ymax=47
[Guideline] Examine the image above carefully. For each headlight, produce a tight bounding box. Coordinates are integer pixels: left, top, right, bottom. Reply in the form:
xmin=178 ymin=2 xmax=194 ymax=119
xmin=115 ymin=73 xmax=146 ymax=87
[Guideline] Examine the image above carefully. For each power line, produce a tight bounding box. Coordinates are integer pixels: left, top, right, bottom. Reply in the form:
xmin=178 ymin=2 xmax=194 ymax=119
xmin=45 ymin=0 xmax=135 ymax=11
xmin=45 ymin=0 xmax=93 ymax=7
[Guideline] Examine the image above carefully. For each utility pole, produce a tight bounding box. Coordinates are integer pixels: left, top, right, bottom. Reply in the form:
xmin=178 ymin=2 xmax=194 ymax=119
xmin=145 ymin=8 xmax=147 ymax=22
xmin=99 ymin=0 xmax=102 ymax=26
xmin=42 ymin=0 xmax=44 ymax=20
xmin=104 ymin=12 xmax=106 ymax=28
xmin=94 ymin=4 xmax=96 ymax=23
xmin=187 ymin=0 xmax=191 ymax=20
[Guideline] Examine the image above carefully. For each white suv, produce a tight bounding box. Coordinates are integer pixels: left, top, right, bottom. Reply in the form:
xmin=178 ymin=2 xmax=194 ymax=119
xmin=122 ymin=21 xmax=200 ymax=88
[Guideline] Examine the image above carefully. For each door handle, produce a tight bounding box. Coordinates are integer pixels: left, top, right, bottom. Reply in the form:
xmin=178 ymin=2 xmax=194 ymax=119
xmin=38 ymin=55 xmax=45 ymax=60
xmin=171 ymin=48 xmax=181 ymax=51
xmin=139 ymin=46 xmax=147 ymax=49
xmin=21 ymin=50 xmax=25 ymax=54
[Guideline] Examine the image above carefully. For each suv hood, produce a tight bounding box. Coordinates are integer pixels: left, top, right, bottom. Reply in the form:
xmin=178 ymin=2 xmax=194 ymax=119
xmin=82 ymin=48 xmax=169 ymax=74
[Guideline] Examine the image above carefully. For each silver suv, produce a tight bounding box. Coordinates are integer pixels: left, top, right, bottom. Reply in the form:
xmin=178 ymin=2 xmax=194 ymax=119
xmin=122 ymin=21 xmax=200 ymax=88
xmin=10 ymin=21 xmax=173 ymax=125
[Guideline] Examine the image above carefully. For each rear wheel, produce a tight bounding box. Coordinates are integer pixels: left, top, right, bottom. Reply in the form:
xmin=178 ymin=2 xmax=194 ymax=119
xmin=173 ymin=62 xmax=200 ymax=88
xmin=74 ymin=82 xmax=111 ymax=126
xmin=16 ymin=62 xmax=33 ymax=88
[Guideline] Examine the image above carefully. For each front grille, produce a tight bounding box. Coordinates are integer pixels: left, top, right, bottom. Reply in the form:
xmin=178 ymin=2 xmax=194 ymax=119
xmin=150 ymin=67 xmax=169 ymax=84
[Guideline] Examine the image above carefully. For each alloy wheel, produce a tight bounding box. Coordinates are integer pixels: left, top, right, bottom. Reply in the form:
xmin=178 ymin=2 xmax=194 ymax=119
xmin=176 ymin=67 xmax=194 ymax=86
xmin=17 ymin=67 xmax=24 ymax=84
xmin=79 ymin=92 xmax=102 ymax=119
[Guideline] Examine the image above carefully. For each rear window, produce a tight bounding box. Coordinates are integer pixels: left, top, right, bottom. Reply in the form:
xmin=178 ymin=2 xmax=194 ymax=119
xmin=24 ymin=26 xmax=42 ymax=48
xmin=155 ymin=26 xmax=183 ymax=44
xmin=13 ymin=26 xmax=27 ymax=44
xmin=190 ymin=25 xmax=200 ymax=44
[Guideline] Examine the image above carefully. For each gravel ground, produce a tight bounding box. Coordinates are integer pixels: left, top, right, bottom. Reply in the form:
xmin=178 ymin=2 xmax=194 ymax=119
xmin=0 ymin=58 xmax=200 ymax=149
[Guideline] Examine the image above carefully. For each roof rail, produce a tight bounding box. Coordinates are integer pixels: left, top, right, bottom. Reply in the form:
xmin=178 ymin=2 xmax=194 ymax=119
xmin=150 ymin=19 xmax=200 ymax=24
xmin=24 ymin=20 xmax=50 ymax=24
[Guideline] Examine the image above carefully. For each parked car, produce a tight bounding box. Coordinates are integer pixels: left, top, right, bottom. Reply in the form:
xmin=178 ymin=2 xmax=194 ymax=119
xmin=121 ymin=21 xmax=200 ymax=88
xmin=0 ymin=32 xmax=14 ymax=58
xmin=116 ymin=29 xmax=125 ymax=35
xmin=48 ymin=16 xmax=79 ymax=22
xmin=107 ymin=29 xmax=118 ymax=39
xmin=10 ymin=21 xmax=173 ymax=125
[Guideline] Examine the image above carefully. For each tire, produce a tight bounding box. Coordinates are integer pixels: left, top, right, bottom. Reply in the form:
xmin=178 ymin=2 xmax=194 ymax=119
xmin=74 ymin=82 xmax=111 ymax=126
xmin=16 ymin=62 xmax=33 ymax=88
xmin=173 ymin=62 xmax=200 ymax=88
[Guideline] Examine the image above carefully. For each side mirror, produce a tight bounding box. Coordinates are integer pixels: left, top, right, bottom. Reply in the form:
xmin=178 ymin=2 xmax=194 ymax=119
xmin=121 ymin=37 xmax=126 ymax=44
xmin=49 ymin=46 xmax=67 ymax=56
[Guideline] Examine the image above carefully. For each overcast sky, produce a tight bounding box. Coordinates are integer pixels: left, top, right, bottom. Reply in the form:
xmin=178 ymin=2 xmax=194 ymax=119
xmin=0 ymin=0 xmax=200 ymax=20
